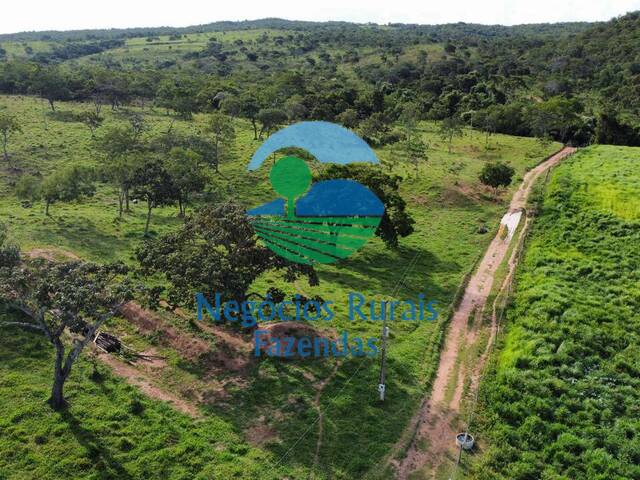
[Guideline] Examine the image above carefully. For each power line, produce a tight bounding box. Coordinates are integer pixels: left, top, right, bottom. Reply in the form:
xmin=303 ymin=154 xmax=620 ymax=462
xmin=378 ymin=251 xmax=422 ymax=401
xmin=267 ymin=249 xmax=424 ymax=475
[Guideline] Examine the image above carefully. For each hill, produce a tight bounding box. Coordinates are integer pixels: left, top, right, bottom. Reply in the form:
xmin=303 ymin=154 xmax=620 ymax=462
xmin=0 ymin=13 xmax=639 ymax=147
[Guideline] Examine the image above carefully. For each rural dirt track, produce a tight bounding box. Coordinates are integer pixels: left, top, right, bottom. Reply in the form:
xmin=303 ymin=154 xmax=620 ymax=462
xmin=393 ymin=146 xmax=576 ymax=479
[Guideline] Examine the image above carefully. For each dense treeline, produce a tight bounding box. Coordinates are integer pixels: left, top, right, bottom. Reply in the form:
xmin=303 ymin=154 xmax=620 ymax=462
xmin=0 ymin=13 xmax=639 ymax=145
xmin=0 ymin=18 xmax=593 ymax=43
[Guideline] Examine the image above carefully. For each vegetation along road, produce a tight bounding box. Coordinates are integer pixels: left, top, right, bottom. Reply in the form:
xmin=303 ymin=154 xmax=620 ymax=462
xmin=394 ymin=146 xmax=576 ymax=479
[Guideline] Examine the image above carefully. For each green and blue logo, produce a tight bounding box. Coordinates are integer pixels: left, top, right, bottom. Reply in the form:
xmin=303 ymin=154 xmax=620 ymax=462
xmin=247 ymin=121 xmax=384 ymax=265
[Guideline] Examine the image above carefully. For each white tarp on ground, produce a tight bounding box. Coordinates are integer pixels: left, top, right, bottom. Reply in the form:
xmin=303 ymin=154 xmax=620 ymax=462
xmin=500 ymin=210 xmax=523 ymax=240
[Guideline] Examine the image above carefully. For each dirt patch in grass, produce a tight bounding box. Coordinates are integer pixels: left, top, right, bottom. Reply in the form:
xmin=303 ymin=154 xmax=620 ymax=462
xmin=27 ymin=247 xmax=81 ymax=262
xmin=255 ymin=321 xmax=334 ymax=359
xmin=439 ymin=182 xmax=489 ymax=207
xmin=119 ymin=302 xmax=211 ymax=362
xmin=95 ymin=349 xmax=200 ymax=418
xmin=245 ymin=415 xmax=280 ymax=447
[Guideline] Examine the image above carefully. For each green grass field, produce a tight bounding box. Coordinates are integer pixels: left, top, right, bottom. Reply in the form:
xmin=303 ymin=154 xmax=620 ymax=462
xmin=0 ymin=93 xmax=561 ymax=479
xmin=469 ymin=146 xmax=640 ymax=480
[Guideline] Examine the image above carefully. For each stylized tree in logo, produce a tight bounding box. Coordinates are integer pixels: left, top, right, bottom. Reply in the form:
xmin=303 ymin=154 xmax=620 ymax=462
xmin=269 ymin=156 xmax=311 ymax=218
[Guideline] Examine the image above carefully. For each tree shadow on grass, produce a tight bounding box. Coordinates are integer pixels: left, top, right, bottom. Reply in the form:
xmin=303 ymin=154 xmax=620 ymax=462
xmin=60 ymin=409 xmax=134 ymax=480
xmin=321 ymin=245 xmax=459 ymax=299
xmin=34 ymin=215 xmax=134 ymax=261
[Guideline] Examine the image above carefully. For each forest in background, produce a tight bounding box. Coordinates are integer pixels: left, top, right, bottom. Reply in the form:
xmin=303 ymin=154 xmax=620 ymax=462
xmin=0 ymin=12 xmax=639 ymax=148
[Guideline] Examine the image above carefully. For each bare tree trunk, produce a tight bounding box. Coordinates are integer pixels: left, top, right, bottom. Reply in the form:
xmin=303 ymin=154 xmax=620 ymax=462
xmin=251 ymin=119 xmax=258 ymax=140
xmin=49 ymin=340 xmax=66 ymax=410
xmin=118 ymin=189 xmax=124 ymax=218
xmin=144 ymin=201 xmax=153 ymax=236
xmin=2 ymin=132 xmax=7 ymax=162
xmin=48 ymin=99 xmax=55 ymax=112
xmin=45 ymin=200 xmax=51 ymax=216
xmin=124 ymin=187 xmax=130 ymax=212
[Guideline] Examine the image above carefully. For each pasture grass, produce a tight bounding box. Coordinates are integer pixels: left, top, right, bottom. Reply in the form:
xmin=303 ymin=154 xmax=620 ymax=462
xmin=0 ymin=93 xmax=560 ymax=478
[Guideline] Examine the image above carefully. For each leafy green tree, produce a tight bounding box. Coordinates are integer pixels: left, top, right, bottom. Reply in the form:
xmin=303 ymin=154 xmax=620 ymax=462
xmin=316 ymin=164 xmax=415 ymax=247
xmin=399 ymin=102 xmax=421 ymax=141
xmin=0 ymin=223 xmax=19 ymax=268
xmin=165 ymin=147 xmax=206 ymax=216
xmin=358 ymin=112 xmax=391 ymax=146
xmin=206 ymin=112 xmax=235 ymax=172
xmin=439 ymin=116 xmax=464 ymax=153
xmin=125 ymin=111 xmax=148 ymax=141
xmin=336 ymin=108 xmax=359 ymax=129
xmin=29 ymin=66 xmax=70 ymax=111
xmin=130 ymin=157 xmax=178 ymax=236
xmin=41 ymin=166 xmax=95 ymax=215
xmin=15 ymin=174 xmax=41 ymax=202
xmin=528 ymin=97 xmax=581 ymax=144
xmin=220 ymin=95 xmax=242 ymax=117
xmin=135 ymin=203 xmax=317 ymax=312
xmin=0 ymin=254 xmax=132 ymax=410
xmin=81 ymin=111 xmax=103 ymax=138
xmin=96 ymin=126 xmax=142 ymax=216
xmin=284 ymin=95 xmax=308 ymax=122
xmin=240 ymin=96 xmax=260 ymax=140
xmin=257 ymin=108 xmax=288 ymax=139
xmin=156 ymin=77 xmax=199 ymax=119
xmin=479 ymin=161 xmax=515 ymax=196
xmin=402 ymin=137 xmax=429 ymax=173
xmin=0 ymin=112 xmax=22 ymax=165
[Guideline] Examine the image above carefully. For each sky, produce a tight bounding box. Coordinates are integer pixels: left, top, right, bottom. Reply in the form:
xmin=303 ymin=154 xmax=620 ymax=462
xmin=1 ymin=0 xmax=640 ymax=34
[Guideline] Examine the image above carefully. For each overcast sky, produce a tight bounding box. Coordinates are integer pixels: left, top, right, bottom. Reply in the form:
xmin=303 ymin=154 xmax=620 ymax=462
xmin=2 ymin=0 xmax=640 ymax=35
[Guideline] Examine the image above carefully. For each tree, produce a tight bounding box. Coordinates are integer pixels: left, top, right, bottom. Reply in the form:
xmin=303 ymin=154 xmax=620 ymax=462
xmin=29 ymin=66 xmax=70 ymax=111
xmin=257 ymin=108 xmax=288 ymax=139
xmin=240 ymin=96 xmax=260 ymax=140
xmin=15 ymin=174 xmax=41 ymax=202
xmin=439 ymin=116 xmax=464 ymax=153
xmin=125 ymin=111 xmax=147 ymax=141
xmin=528 ymin=97 xmax=581 ymax=144
xmin=0 ymin=252 xmax=132 ymax=410
xmin=479 ymin=161 xmax=515 ymax=196
xmin=316 ymin=164 xmax=415 ymax=247
xmin=220 ymin=95 xmax=242 ymax=117
xmin=156 ymin=77 xmax=199 ymax=119
xmin=130 ymin=157 xmax=178 ymax=236
xmin=0 ymin=222 xmax=19 ymax=269
xmin=402 ymin=137 xmax=429 ymax=173
xmin=0 ymin=112 xmax=22 ymax=165
xmin=135 ymin=203 xmax=317 ymax=312
xmin=96 ymin=126 xmax=142 ymax=217
xmin=41 ymin=166 xmax=95 ymax=215
xmin=399 ymin=102 xmax=421 ymax=142
xmin=81 ymin=111 xmax=103 ymax=138
xmin=206 ymin=112 xmax=235 ymax=173
xmin=336 ymin=108 xmax=359 ymax=129
xmin=284 ymin=95 xmax=308 ymax=122
xmin=358 ymin=112 xmax=392 ymax=146
xmin=165 ymin=147 xmax=206 ymax=216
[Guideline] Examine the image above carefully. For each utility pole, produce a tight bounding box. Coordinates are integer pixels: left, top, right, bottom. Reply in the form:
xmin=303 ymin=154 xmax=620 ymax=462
xmin=378 ymin=323 xmax=389 ymax=401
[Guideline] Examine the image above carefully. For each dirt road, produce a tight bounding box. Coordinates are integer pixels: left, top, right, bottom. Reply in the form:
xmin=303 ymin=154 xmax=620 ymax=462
xmin=393 ymin=146 xmax=576 ymax=479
